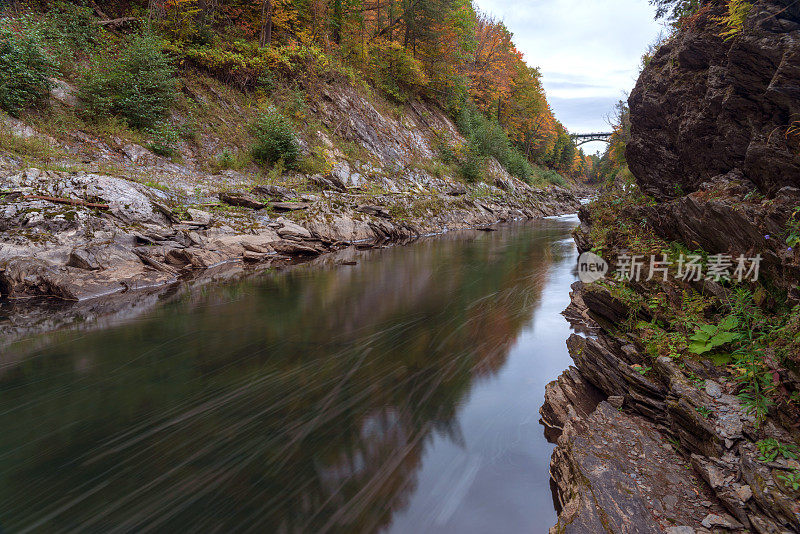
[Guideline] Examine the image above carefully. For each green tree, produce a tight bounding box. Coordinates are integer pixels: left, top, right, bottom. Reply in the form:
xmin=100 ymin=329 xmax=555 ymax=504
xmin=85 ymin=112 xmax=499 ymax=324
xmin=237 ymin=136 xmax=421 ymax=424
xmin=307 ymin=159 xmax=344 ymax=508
xmin=0 ymin=21 xmax=52 ymax=116
xmin=80 ymin=33 xmax=176 ymax=129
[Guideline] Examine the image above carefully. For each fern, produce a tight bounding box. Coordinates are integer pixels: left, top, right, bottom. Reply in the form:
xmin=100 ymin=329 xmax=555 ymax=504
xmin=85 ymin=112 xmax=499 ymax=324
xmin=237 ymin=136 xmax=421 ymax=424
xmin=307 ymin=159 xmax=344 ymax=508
xmin=778 ymin=470 xmax=800 ymax=491
xmin=715 ymin=0 xmax=752 ymax=41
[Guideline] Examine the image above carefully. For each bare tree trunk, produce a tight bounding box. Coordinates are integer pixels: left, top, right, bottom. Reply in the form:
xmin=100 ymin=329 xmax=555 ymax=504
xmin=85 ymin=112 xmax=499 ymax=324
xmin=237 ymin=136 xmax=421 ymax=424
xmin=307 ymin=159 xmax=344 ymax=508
xmin=259 ymin=0 xmax=273 ymax=47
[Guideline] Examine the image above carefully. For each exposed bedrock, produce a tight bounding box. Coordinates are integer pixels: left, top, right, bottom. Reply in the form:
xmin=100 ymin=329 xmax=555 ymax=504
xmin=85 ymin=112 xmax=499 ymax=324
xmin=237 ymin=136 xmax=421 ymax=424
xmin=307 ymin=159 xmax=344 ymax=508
xmin=627 ymin=0 xmax=800 ymax=200
xmin=544 ymin=280 xmax=800 ymax=533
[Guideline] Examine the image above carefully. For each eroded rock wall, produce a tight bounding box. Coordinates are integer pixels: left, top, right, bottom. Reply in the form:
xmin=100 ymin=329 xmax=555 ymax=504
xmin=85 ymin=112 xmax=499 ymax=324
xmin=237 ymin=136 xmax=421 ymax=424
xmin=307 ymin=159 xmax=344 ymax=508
xmin=628 ymin=0 xmax=800 ymax=199
xmin=546 ymin=2 xmax=800 ymax=531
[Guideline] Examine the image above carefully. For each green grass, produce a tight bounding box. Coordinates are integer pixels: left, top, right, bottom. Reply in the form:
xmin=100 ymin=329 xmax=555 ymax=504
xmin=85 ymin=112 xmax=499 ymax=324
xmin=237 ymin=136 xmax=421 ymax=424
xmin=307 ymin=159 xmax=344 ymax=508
xmin=0 ymin=128 xmax=63 ymax=161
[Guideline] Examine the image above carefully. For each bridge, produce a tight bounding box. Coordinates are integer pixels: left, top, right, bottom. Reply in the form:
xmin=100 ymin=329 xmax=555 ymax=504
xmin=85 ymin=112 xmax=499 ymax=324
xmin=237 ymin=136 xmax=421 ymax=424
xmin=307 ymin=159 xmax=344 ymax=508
xmin=570 ymin=132 xmax=613 ymax=146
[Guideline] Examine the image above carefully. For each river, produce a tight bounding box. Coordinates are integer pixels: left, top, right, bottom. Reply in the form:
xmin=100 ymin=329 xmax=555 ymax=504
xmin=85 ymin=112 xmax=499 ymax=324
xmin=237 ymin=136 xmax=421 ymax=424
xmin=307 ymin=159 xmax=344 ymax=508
xmin=0 ymin=215 xmax=580 ymax=533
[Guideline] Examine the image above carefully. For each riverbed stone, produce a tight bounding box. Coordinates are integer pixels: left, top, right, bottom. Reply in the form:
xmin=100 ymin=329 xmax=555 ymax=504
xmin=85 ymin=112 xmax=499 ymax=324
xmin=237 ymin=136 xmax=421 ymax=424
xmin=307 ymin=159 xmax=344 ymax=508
xmin=550 ymin=402 xmax=723 ymax=533
xmin=186 ymin=208 xmax=212 ymax=226
xmin=219 ymin=191 xmax=267 ymax=209
xmin=701 ymin=513 xmax=744 ymax=530
xmin=275 ymin=217 xmax=313 ymax=240
xmin=269 ymin=201 xmax=311 ymax=212
xmin=705 ymin=380 xmax=723 ymax=399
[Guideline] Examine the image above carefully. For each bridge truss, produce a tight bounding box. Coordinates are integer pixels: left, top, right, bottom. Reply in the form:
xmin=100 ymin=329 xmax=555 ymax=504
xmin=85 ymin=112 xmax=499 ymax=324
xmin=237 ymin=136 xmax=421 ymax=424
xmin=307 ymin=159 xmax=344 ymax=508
xmin=570 ymin=133 xmax=613 ymax=146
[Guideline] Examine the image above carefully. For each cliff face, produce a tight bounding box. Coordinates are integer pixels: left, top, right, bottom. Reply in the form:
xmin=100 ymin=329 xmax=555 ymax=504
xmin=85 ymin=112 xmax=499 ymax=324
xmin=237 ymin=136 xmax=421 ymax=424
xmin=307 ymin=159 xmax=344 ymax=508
xmin=545 ymin=3 xmax=800 ymax=532
xmin=628 ymin=0 xmax=800 ymax=199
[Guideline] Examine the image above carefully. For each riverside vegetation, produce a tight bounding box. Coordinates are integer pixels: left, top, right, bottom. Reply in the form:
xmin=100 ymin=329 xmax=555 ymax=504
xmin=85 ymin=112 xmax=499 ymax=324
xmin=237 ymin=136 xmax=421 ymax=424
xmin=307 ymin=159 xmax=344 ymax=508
xmin=0 ymin=0 xmax=584 ymax=309
xmin=543 ymin=0 xmax=800 ymax=532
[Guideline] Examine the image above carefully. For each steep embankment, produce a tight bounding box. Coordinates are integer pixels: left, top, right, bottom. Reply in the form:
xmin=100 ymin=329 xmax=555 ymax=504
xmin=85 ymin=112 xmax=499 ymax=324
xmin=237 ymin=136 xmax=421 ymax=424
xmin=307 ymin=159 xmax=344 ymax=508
xmin=545 ymin=1 xmax=800 ymax=532
xmin=0 ymin=74 xmax=578 ymax=335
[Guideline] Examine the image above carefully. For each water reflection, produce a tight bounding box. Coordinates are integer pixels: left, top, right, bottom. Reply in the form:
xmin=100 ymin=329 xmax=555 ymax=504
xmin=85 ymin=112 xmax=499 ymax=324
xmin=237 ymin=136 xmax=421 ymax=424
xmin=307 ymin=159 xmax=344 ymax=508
xmin=0 ymin=217 xmax=577 ymax=533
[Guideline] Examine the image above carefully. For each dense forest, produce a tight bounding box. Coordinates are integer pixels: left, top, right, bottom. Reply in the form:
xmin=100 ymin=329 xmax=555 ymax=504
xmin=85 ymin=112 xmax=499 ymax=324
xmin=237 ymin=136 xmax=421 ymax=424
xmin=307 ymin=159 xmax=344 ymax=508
xmin=0 ymin=0 xmax=600 ymax=185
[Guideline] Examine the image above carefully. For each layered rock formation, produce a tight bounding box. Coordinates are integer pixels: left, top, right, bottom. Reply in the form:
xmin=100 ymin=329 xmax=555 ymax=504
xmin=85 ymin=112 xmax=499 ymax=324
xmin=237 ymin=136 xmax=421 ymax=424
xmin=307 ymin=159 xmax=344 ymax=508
xmin=628 ymin=0 xmax=800 ymax=199
xmin=0 ymin=73 xmax=580 ymax=311
xmin=545 ymin=280 xmax=800 ymax=533
xmin=0 ymin=166 xmax=577 ymax=303
xmin=546 ymin=2 xmax=800 ymax=532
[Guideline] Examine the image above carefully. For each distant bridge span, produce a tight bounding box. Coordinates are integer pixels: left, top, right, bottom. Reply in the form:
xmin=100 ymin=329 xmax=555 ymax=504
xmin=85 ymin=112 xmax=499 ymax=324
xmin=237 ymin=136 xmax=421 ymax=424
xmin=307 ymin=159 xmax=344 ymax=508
xmin=570 ymin=132 xmax=613 ymax=146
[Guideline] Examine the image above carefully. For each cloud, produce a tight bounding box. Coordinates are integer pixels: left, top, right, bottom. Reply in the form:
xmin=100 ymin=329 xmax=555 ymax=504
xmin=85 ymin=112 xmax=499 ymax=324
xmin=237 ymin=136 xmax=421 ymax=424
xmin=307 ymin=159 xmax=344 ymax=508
xmin=548 ymin=96 xmax=622 ymax=132
xmin=474 ymin=0 xmax=665 ymax=135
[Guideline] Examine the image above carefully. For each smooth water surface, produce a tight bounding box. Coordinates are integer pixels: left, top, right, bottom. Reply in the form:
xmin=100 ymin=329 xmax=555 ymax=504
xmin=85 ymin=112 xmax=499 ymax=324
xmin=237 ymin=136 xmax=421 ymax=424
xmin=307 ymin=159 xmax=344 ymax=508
xmin=1 ymin=216 xmax=579 ymax=533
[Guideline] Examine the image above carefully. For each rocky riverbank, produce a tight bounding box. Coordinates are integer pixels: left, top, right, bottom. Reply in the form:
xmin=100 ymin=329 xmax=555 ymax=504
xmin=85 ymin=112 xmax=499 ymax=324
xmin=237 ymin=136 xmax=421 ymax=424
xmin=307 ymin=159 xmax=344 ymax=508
xmin=543 ymin=191 xmax=800 ymax=533
xmin=0 ymin=58 xmax=584 ymax=342
xmin=0 ymin=164 xmax=577 ymax=303
xmin=543 ymin=1 xmax=800 ymax=532
xmin=0 ymin=170 xmax=578 ymax=346
xmin=0 ymin=110 xmax=580 ymax=347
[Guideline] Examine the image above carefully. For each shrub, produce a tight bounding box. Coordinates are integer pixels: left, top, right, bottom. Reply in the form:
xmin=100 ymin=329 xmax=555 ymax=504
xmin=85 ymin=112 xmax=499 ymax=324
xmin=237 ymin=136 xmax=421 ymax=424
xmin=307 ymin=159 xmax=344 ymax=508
xmin=299 ymin=146 xmax=331 ymax=175
xmin=439 ymin=74 xmax=470 ymax=117
xmin=538 ymin=168 xmax=567 ymax=187
xmin=264 ymin=159 xmax=285 ymax=183
xmin=251 ymin=110 xmax=300 ymax=168
xmin=178 ymin=117 xmax=200 ymax=143
xmin=457 ymin=107 xmax=511 ymax=166
xmin=505 ymin=149 xmax=533 ymax=182
xmin=264 ymin=44 xmax=330 ymax=75
xmin=0 ymin=22 xmax=53 ymax=115
xmin=146 ymin=121 xmax=180 ymax=157
xmin=180 ymin=42 xmax=331 ymax=88
xmin=257 ymin=70 xmax=278 ymax=93
xmin=433 ymin=136 xmax=457 ymax=165
xmin=473 ymin=120 xmax=510 ymax=164
xmin=39 ymin=1 xmax=99 ymax=62
xmin=215 ymin=148 xmax=236 ymax=170
xmin=459 ymin=148 xmax=484 ymax=183
xmin=80 ymin=33 xmax=176 ymax=130
xmin=181 ymin=42 xmax=265 ymax=87
xmin=212 ymin=148 xmax=250 ymax=172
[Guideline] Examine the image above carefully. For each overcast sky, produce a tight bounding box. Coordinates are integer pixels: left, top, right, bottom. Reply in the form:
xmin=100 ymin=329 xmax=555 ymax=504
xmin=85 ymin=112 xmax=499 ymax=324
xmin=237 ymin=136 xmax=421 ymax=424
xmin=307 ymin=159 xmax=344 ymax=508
xmin=474 ymin=0 xmax=665 ymax=155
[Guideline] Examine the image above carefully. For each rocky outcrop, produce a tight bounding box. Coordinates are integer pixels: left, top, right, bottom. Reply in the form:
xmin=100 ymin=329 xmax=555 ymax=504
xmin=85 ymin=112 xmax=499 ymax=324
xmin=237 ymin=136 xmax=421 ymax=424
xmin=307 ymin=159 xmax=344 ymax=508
xmin=549 ymin=2 xmax=800 ymax=531
xmin=314 ymin=84 xmax=460 ymax=166
xmin=0 ymin=166 xmax=579 ymax=304
xmin=550 ymin=402 xmax=732 ymax=534
xmin=539 ymin=365 xmax=604 ymax=442
xmin=545 ymin=260 xmax=800 ymax=533
xmin=628 ymin=0 xmax=800 ymax=199
xmin=640 ymin=175 xmax=800 ymax=292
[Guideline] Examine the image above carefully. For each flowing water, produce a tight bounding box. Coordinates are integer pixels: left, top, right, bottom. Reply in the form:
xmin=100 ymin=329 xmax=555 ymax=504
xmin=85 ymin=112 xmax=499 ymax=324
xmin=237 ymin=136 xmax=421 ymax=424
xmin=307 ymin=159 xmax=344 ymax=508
xmin=0 ymin=215 xmax=580 ymax=533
